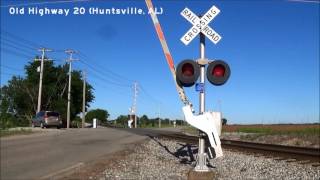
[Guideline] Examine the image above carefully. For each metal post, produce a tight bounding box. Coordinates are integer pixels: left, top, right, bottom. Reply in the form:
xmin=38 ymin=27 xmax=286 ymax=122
xmin=194 ymin=32 xmax=210 ymax=171
xmin=82 ymin=71 xmax=86 ymax=128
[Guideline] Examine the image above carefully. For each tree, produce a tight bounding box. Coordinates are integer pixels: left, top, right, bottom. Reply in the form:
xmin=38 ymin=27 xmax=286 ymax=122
xmin=85 ymin=109 xmax=109 ymax=124
xmin=0 ymin=57 xmax=95 ymax=128
xmin=222 ymin=118 xmax=227 ymax=125
xmin=114 ymin=115 xmax=129 ymax=127
xmin=164 ymin=118 xmax=170 ymax=125
xmin=139 ymin=114 xmax=149 ymax=127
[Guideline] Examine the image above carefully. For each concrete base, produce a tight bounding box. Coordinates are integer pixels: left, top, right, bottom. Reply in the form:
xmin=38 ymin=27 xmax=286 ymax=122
xmin=188 ymin=170 xmax=216 ymax=180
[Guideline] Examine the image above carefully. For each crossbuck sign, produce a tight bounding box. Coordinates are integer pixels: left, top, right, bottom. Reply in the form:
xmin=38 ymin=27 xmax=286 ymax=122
xmin=180 ymin=6 xmax=222 ymax=45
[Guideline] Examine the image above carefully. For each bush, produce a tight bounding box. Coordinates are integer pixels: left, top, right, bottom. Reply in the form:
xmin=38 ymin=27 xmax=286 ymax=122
xmin=71 ymin=116 xmax=82 ymax=128
xmin=0 ymin=113 xmax=17 ymax=129
xmin=222 ymin=118 xmax=227 ymax=125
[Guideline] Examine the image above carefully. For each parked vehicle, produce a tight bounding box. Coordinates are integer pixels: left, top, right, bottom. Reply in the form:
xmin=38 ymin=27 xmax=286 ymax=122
xmin=32 ymin=111 xmax=62 ymax=129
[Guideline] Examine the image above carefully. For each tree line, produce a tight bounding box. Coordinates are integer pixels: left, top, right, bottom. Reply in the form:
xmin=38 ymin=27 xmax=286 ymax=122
xmin=0 ymin=57 xmax=95 ymax=128
xmin=112 ymin=114 xmax=185 ymax=128
xmin=0 ymin=57 xmax=191 ymax=129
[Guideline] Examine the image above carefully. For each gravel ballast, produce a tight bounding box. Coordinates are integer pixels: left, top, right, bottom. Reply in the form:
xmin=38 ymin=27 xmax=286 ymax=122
xmin=103 ymin=138 xmax=320 ymax=180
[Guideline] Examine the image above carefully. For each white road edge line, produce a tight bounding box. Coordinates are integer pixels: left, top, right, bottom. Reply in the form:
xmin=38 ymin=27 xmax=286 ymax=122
xmin=39 ymin=162 xmax=84 ymax=180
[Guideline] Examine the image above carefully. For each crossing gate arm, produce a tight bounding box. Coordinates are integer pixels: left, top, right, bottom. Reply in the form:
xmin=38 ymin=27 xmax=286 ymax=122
xmin=145 ymin=0 xmax=190 ymax=105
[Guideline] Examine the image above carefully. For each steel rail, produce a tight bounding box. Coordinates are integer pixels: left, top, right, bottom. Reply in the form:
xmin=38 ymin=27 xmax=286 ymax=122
xmin=159 ymin=133 xmax=320 ymax=165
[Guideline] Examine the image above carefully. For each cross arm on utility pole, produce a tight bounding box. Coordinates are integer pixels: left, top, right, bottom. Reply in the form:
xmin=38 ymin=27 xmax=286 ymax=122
xmin=34 ymin=47 xmax=53 ymax=61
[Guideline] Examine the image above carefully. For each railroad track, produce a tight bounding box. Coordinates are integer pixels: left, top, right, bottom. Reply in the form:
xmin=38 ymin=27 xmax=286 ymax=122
xmin=158 ymin=133 xmax=320 ymax=166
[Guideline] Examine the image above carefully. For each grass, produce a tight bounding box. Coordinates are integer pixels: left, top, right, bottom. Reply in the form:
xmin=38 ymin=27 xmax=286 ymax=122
xmin=181 ymin=124 xmax=320 ymax=137
xmin=179 ymin=124 xmax=319 ymax=147
xmin=181 ymin=126 xmax=198 ymax=135
xmin=234 ymin=126 xmax=320 ymax=146
xmin=235 ymin=127 xmax=320 ymax=136
xmin=0 ymin=128 xmax=34 ymax=137
xmin=237 ymin=127 xmax=272 ymax=134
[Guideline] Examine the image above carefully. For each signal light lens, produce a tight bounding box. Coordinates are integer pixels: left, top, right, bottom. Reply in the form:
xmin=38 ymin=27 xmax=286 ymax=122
xmin=182 ymin=63 xmax=194 ymax=76
xmin=207 ymin=60 xmax=230 ymax=86
xmin=176 ymin=59 xmax=200 ymax=87
xmin=212 ymin=65 xmax=225 ymax=77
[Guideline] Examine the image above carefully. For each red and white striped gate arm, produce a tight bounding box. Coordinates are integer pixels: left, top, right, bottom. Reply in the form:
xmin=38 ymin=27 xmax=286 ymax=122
xmin=145 ymin=0 xmax=189 ymax=105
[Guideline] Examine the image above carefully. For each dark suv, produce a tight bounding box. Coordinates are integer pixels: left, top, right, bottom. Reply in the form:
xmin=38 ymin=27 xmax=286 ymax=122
xmin=32 ymin=111 xmax=62 ymax=129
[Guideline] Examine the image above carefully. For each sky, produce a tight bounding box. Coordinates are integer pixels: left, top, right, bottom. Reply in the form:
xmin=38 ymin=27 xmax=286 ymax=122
xmin=0 ymin=0 xmax=319 ymax=124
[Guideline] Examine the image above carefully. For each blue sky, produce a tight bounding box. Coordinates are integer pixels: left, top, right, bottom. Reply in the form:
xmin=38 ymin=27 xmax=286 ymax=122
xmin=1 ymin=0 xmax=319 ymax=124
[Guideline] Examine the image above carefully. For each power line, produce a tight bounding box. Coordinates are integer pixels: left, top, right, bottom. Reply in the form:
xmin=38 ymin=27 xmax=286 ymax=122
xmin=89 ymin=81 xmax=129 ymax=96
xmin=78 ymin=59 xmax=131 ymax=87
xmin=1 ymin=37 xmax=37 ymax=51
xmin=1 ymin=30 xmax=86 ymax=58
xmin=139 ymin=84 xmax=161 ymax=105
xmin=1 ymin=41 xmax=36 ymax=55
xmin=1 ymin=30 xmax=42 ymax=48
xmin=1 ymin=65 xmax=24 ymax=72
xmin=1 ymin=72 xmax=23 ymax=77
xmin=1 ymin=48 xmax=34 ymax=60
xmin=78 ymin=52 xmax=133 ymax=84
xmin=88 ymin=70 xmax=131 ymax=88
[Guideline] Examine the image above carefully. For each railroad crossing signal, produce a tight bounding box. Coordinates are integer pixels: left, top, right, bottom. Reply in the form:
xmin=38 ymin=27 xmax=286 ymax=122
xmin=177 ymin=5 xmax=230 ymax=88
xmin=176 ymin=59 xmax=230 ymax=87
xmin=178 ymin=4 xmax=231 ymax=172
xmin=180 ymin=6 xmax=222 ymax=45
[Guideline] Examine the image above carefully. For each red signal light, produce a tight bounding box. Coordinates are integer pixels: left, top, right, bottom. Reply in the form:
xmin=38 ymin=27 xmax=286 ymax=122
xmin=176 ymin=59 xmax=200 ymax=87
xmin=212 ymin=65 xmax=225 ymax=77
xmin=182 ymin=63 xmax=195 ymax=76
xmin=207 ymin=60 xmax=230 ymax=86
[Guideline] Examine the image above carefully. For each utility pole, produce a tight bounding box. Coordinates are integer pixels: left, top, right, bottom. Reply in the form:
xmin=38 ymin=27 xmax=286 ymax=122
xmin=36 ymin=48 xmax=52 ymax=113
xmin=82 ymin=70 xmax=86 ymax=128
xmin=132 ymin=82 xmax=138 ymax=128
xmin=65 ymin=49 xmax=78 ymax=129
xmin=158 ymin=105 xmax=161 ymax=128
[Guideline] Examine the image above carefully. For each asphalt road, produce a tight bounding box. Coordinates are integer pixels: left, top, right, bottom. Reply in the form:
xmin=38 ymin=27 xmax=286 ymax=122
xmin=1 ymin=127 xmax=157 ymax=180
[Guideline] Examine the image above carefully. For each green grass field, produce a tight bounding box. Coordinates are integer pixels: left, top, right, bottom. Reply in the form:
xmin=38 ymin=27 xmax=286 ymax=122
xmin=235 ymin=127 xmax=320 ymax=135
